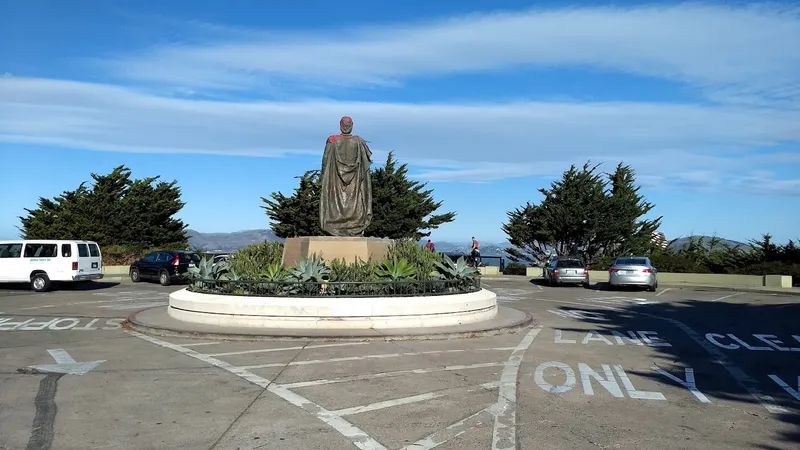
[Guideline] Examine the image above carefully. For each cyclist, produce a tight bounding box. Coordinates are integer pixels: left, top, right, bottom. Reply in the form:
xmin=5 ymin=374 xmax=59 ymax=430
xmin=470 ymin=236 xmax=481 ymax=267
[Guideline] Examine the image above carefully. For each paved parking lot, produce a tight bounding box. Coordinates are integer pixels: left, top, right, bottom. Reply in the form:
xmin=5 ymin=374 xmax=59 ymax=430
xmin=1 ymin=279 xmax=798 ymax=449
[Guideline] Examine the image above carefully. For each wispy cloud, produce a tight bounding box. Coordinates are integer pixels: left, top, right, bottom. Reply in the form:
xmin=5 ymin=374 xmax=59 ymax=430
xmin=1 ymin=2 xmax=799 ymax=196
xmin=105 ymin=3 xmax=800 ymax=104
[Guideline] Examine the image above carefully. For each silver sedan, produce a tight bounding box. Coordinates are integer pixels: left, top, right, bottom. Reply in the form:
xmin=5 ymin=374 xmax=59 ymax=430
xmin=608 ymin=257 xmax=658 ymax=291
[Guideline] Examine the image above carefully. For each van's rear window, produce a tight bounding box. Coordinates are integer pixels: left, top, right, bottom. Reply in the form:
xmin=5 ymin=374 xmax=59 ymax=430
xmin=77 ymin=244 xmax=89 ymax=257
xmin=88 ymin=244 xmax=100 ymax=257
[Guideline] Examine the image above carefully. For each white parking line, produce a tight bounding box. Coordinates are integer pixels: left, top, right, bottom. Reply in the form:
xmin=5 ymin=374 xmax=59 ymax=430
xmin=180 ymin=342 xmax=221 ymax=347
xmin=655 ymin=288 xmax=671 ymax=297
xmin=492 ymin=327 xmax=541 ymax=450
xmin=280 ymin=362 xmax=506 ymax=389
xmin=206 ymin=342 xmax=368 ymax=357
xmin=710 ymin=292 xmax=745 ymax=302
xmin=238 ymin=347 xmax=516 ymax=370
xmin=333 ymin=382 xmax=501 ymax=417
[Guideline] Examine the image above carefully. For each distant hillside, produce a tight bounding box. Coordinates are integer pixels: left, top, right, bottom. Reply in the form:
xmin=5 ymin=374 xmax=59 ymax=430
xmin=421 ymin=240 xmax=509 ymax=257
xmin=188 ymin=229 xmax=280 ymax=251
xmin=667 ymin=235 xmax=747 ymax=251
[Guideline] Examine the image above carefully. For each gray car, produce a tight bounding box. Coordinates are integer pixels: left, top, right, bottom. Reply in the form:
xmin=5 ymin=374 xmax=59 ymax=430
xmin=544 ymin=258 xmax=589 ymax=287
xmin=608 ymin=256 xmax=658 ymax=291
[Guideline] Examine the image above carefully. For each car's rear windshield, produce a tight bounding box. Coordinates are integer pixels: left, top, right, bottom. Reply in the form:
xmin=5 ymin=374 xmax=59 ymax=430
xmin=557 ymin=260 xmax=584 ymax=268
xmin=179 ymin=253 xmax=201 ymax=263
xmin=616 ymin=258 xmax=647 ymax=266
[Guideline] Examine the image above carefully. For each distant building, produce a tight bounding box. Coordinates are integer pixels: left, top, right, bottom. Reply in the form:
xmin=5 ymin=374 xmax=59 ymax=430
xmin=651 ymin=231 xmax=668 ymax=249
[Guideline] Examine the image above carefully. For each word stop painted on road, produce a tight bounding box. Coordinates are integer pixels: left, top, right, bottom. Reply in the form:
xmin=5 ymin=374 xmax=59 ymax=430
xmin=533 ymin=361 xmax=711 ymax=404
xmin=0 ymin=317 xmax=124 ymax=331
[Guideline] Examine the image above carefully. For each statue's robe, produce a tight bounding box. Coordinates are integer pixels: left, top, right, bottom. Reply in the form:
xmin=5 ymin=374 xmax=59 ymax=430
xmin=319 ymin=133 xmax=373 ymax=236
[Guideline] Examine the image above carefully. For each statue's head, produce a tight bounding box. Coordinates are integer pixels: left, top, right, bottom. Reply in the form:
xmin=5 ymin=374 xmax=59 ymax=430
xmin=340 ymin=116 xmax=353 ymax=135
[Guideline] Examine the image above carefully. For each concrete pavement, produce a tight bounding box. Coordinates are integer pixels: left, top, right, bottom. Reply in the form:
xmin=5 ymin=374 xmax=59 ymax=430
xmin=1 ymin=279 xmax=798 ymax=449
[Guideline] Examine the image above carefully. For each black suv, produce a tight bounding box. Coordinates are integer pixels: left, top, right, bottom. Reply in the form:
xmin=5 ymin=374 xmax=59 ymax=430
xmin=129 ymin=250 xmax=201 ymax=286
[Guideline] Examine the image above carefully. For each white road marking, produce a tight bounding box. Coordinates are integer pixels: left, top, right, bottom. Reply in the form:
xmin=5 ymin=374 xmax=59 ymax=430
xmin=98 ymin=301 xmax=167 ymax=310
xmin=28 ymin=348 xmax=106 ymax=376
xmin=129 ymin=331 xmax=388 ymax=450
xmin=711 ymin=292 xmax=745 ymax=302
xmin=180 ymin=342 xmax=221 ymax=347
xmin=535 ymin=284 xmax=543 ymax=290
xmin=403 ymin=407 xmax=495 ymax=450
xmin=280 ymin=362 xmax=505 ymax=389
xmin=492 ymin=327 xmax=541 ymax=450
xmin=206 ymin=342 xmax=368 ymax=357
xmin=655 ymin=288 xmax=671 ymax=297
xmin=534 ymin=297 xmax=792 ymax=414
xmin=332 ymin=382 xmax=501 ymax=417
xmin=239 ymin=347 xmax=515 ymax=370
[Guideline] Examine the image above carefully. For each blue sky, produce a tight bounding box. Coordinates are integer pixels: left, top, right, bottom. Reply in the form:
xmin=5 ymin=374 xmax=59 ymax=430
xmin=1 ymin=0 xmax=799 ymax=245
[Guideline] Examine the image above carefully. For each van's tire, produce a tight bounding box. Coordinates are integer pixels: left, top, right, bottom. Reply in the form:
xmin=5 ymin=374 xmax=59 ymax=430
xmin=130 ymin=268 xmax=141 ymax=283
xmin=31 ymin=273 xmax=51 ymax=292
xmin=158 ymin=270 xmax=171 ymax=286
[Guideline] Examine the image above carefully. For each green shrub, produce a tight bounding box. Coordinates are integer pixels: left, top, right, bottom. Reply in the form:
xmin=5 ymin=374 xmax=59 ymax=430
xmin=230 ymin=241 xmax=284 ymax=279
xmin=328 ymin=258 xmax=378 ymax=283
xmin=388 ymin=239 xmax=441 ymax=280
xmin=504 ymin=261 xmax=527 ymax=275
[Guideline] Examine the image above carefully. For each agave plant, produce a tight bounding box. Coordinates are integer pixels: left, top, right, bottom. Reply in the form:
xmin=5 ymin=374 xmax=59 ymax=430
xmin=289 ymin=256 xmax=330 ymax=283
xmin=375 ymin=257 xmax=417 ymax=282
xmin=435 ymin=256 xmax=478 ymax=280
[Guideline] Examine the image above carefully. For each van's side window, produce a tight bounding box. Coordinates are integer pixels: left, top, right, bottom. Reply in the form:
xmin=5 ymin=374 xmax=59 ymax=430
xmin=23 ymin=243 xmax=58 ymax=258
xmin=77 ymin=244 xmax=89 ymax=257
xmin=88 ymin=244 xmax=100 ymax=257
xmin=61 ymin=244 xmax=72 ymax=258
xmin=0 ymin=243 xmax=23 ymax=258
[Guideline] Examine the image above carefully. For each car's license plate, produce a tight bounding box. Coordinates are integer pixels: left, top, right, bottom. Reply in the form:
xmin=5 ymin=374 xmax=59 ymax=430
xmin=617 ymin=270 xmax=629 ymax=275
xmin=189 ymin=263 xmax=196 ymax=268
xmin=91 ymin=262 xmax=98 ymax=269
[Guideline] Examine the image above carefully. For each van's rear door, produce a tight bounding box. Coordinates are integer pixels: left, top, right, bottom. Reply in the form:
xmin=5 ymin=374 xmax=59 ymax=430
xmin=76 ymin=242 xmax=103 ymax=277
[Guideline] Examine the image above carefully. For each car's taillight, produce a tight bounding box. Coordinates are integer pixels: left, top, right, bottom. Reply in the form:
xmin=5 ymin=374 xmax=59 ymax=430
xmin=552 ymin=269 xmax=559 ymax=275
xmin=584 ymin=268 xmax=589 ymax=275
xmin=172 ymin=254 xmax=180 ymax=266
xmin=609 ymin=268 xmax=618 ymax=273
xmin=642 ymin=268 xmax=653 ymax=273
xmin=71 ymin=262 xmax=78 ymax=270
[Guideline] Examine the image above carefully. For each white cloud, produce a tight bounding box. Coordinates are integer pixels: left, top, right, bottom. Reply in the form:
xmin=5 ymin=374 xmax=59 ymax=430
xmin=105 ymin=3 xmax=800 ymax=104
xmin=1 ymin=76 xmax=799 ymax=195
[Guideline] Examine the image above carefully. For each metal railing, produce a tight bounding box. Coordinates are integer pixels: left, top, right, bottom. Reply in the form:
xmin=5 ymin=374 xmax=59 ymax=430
xmin=188 ymin=277 xmax=482 ymax=297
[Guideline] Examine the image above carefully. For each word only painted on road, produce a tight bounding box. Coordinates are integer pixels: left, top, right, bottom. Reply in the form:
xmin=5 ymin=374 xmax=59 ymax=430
xmin=705 ymin=333 xmax=800 ymax=352
xmin=533 ymin=361 xmax=710 ymax=403
xmin=0 ymin=316 xmax=124 ymax=331
xmin=553 ymin=329 xmax=672 ymax=347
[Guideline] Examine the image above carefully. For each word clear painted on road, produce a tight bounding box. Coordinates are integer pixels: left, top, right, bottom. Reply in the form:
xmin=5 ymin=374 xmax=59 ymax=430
xmin=705 ymin=333 xmax=800 ymax=351
xmin=28 ymin=349 xmax=106 ymax=375
xmin=533 ymin=361 xmax=711 ymax=403
xmin=0 ymin=316 xmax=124 ymax=331
xmin=553 ymin=329 xmax=672 ymax=347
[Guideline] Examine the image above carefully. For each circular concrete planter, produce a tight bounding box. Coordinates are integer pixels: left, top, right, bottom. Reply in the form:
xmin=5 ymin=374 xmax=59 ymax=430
xmin=168 ymin=287 xmax=498 ymax=329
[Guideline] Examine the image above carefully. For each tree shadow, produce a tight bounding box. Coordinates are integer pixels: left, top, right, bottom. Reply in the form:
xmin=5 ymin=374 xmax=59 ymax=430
xmin=553 ymin=298 xmax=800 ymax=449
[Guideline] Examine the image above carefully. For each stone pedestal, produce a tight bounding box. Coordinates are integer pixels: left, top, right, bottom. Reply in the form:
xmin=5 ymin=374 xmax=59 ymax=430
xmin=281 ymin=236 xmax=393 ymax=267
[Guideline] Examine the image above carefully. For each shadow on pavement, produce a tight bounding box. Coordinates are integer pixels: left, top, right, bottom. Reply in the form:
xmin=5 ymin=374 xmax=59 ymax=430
xmin=554 ymin=298 xmax=800 ymax=449
xmin=0 ymin=281 xmax=120 ymax=292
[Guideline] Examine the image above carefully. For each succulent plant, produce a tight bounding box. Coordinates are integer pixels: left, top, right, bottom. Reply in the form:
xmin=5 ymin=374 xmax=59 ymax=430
xmin=435 ymin=256 xmax=478 ymax=280
xmin=375 ymin=257 xmax=417 ymax=281
xmin=289 ymin=255 xmax=330 ymax=283
xmin=259 ymin=264 xmax=288 ymax=282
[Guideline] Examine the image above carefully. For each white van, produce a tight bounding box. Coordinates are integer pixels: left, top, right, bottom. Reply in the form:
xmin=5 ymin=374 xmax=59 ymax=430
xmin=0 ymin=240 xmax=104 ymax=292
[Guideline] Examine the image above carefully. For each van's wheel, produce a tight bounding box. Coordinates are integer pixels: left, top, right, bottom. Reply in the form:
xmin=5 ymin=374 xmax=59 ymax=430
xmin=130 ymin=268 xmax=141 ymax=283
xmin=158 ymin=270 xmax=171 ymax=286
xmin=31 ymin=273 xmax=51 ymax=292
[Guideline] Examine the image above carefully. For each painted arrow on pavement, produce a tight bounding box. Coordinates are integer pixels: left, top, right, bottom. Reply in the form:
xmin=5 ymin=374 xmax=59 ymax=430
xmin=28 ymin=349 xmax=106 ymax=375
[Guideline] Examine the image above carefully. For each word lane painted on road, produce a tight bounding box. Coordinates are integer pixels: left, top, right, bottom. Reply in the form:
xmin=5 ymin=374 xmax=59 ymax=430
xmin=533 ymin=361 xmax=710 ymax=403
xmin=705 ymin=333 xmax=800 ymax=352
xmin=553 ymin=329 xmax=672 ymax=347
xmin=0 ymin=316 xmax=124 ymax=331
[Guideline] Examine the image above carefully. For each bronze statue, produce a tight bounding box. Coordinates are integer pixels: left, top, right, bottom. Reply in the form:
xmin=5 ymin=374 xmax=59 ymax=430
xmin=319 ymin=116 xmax=373 ymax=236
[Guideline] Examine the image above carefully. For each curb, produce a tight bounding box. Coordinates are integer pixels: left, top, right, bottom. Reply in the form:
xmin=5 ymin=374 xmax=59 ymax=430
xmin=124 ymin=306 xmax=535 ymax=342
